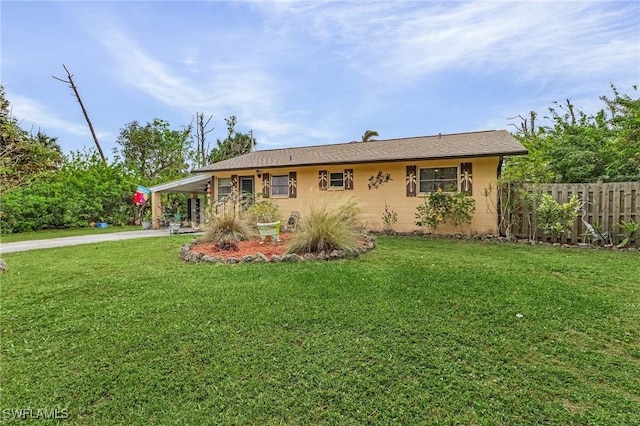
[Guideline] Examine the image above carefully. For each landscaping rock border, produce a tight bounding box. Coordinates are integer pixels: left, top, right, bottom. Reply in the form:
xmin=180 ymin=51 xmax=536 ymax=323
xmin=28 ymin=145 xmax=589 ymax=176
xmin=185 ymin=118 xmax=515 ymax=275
xmin=180 ymin=235 xmax=377 ymax=264
xmin=181 ymin=230 xmax=636 ymax=265
xmin=371 ymin=230 xmax=638 ymax=252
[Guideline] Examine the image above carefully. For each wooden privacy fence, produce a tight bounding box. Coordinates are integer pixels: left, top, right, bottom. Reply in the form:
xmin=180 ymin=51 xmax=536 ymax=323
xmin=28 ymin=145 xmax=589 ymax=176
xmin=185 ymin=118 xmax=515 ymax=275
xmin=510 ymin=182 xmax=639 ymax=247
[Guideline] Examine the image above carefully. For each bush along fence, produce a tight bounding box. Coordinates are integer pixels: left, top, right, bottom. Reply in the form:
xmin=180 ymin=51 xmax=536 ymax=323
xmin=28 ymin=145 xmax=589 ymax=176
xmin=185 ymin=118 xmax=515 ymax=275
xmin=507 ymin=181 xmax=639 ymax=248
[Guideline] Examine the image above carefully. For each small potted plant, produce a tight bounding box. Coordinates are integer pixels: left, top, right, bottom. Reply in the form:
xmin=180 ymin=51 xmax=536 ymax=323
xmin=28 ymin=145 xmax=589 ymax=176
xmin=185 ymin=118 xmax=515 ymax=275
xmin=141 ymin=209 xmax=152 ymax=230
xmin=247 ymin=200 xmax=282 ymax=243
xmin=169 ymin=213 xmax=182 ymax=235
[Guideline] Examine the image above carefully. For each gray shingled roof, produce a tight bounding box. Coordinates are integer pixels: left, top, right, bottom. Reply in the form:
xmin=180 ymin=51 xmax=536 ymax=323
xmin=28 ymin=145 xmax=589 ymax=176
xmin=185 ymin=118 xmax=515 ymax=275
xmin=194 ymin=130 xmax=527 ymax=173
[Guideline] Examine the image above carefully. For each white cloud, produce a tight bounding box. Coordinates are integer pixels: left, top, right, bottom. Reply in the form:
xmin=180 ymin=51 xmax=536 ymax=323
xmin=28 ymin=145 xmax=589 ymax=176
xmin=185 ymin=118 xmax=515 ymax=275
xmin=256 ymin=1 xmax=639 ymax=86
xmin=76 ymin=10 xmax=322 ymax=146
xmin=58 ymin=1 xmax=638 ymax=149
xmin=7 ymin=93 xmax=107 ymax=140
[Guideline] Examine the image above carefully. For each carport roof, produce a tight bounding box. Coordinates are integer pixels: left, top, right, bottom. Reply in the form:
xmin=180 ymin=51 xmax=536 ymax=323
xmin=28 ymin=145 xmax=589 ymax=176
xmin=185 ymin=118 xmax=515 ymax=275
xmin=148 ymin=174 xmax=210 ymax=193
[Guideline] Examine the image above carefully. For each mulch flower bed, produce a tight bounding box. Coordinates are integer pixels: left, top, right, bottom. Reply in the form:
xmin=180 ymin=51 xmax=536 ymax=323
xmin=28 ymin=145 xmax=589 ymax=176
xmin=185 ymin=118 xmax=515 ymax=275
xmin=180 ymin=232 xmax=376 ymax=264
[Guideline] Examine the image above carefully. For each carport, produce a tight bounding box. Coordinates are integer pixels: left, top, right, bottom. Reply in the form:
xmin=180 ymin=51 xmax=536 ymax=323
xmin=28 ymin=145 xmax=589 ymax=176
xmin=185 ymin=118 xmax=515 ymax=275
xmin=148 ymin=174 xmax=211 ymax=230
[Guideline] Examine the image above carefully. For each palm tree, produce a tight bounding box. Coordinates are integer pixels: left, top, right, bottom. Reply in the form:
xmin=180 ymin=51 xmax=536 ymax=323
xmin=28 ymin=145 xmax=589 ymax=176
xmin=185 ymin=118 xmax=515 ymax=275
xmin=361 ymin=130 xmax=379 ymax=142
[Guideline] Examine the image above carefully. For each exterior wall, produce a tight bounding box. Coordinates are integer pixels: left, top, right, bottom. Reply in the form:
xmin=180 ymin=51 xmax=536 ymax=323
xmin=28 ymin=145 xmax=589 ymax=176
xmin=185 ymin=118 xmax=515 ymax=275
xmin=211 ymin=156 xmax=501 ymax=234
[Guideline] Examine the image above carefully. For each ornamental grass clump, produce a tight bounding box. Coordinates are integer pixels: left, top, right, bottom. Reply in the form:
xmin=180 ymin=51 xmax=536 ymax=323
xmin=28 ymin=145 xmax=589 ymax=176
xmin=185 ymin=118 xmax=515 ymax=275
xmin=198 ymin=211 xmax=255 ymax=243
xmin=286 ymin=199 xmax=363 ymax=255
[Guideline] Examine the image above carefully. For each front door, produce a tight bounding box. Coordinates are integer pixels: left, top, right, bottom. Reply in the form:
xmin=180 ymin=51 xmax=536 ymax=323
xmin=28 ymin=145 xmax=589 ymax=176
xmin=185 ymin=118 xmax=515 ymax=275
xmin=239 ymin=176 xmax=254 ymax=207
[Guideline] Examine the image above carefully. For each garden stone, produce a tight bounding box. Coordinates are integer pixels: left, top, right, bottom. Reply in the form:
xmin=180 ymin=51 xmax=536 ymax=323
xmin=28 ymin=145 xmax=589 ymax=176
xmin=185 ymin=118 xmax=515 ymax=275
xmin=282 ymin=254 xmax=303 ymax=262
xmin=329 ymin=250 xmax=345 ymax=259
xmin=254 ymin=253 xmax=268 ymax=262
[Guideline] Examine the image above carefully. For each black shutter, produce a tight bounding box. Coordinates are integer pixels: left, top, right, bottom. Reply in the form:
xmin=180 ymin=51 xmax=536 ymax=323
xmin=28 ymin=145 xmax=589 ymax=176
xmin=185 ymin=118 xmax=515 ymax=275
xmin=262 ymin=173 xmax=270 ymax=198
xmin=231 ymin=175 xmax=238 ymax=201
xmin=406 ymin=166 xmax=417 ymax=197
xmin=319 ymin=170 xmax=328 ymax=190
xmin=460 ymin=162 xmax=472 ymax=195
xmin=344 ymin=169 xmax=354 ymax=190
xmin=289 ymin=172 xmax=297 ymax=198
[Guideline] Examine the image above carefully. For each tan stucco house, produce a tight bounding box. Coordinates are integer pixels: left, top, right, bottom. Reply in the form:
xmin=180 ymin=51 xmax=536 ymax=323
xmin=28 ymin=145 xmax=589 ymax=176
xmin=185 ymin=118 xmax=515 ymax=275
xmin=158 ymin=129 xmax=526 ymax=234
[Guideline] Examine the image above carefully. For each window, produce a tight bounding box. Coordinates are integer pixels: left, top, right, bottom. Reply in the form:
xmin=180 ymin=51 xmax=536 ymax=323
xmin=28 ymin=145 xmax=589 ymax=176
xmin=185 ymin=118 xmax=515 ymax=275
xmin=419 ymin=167 xmax=458 ymax=193
xmin=271 ymin=175 xmax=289 ymax=196
xmin=329 ymin=172 xmax=344 ymax=189
xmin=217 ymin=177 xmax=232 ymax=201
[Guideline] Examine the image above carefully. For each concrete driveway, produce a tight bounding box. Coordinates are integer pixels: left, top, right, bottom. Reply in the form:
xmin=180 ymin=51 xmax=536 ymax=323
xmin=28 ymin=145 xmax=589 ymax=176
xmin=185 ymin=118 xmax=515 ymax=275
xmin=0 ymin=229 xmax=181 ymax=254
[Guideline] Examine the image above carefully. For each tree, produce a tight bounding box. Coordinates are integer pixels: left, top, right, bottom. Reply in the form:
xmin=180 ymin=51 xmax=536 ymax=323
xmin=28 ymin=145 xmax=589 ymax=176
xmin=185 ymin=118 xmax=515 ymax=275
xmin=600 ymin=84 xmax=640 ymax=181
xmin=207 ymin=116 xmax=255 ymax=163
xmin=0 ymin=85 xmax=63 ymax=193
xmin=192 ymin=112 xmax=215 ymax=167
xmin=115 ymin=118 xmax=192 ymax=184
xmin=504 ymin=85 xmax=640 ymax=183
xmin=1 ymin=148 xmax=133 ymax=233
xmin=361 ymin=130 xmax=379 ymax=142
xmin=53 ymin=64 xmax=106 ymax=163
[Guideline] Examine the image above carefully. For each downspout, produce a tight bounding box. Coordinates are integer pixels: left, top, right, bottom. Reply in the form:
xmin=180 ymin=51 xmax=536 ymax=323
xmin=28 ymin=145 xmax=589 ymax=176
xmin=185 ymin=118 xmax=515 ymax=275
xmin=210 ymin=175 xmax=216 ymax=215
xmin=496 ymin=156 xmax=504 ymax=236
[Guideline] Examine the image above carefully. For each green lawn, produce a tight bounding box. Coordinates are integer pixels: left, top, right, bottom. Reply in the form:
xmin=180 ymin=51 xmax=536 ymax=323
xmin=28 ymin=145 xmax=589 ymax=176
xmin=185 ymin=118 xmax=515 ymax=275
xmin=1 ymin=236 xmax=639 ymax=424
xmin=0 ymin=225 xmax=141 ymax=244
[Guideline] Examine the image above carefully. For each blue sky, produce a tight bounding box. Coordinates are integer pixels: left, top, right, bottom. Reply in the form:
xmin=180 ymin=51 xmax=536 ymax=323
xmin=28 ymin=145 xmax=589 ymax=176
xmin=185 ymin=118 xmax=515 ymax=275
xmin=2 ymin=1 xmax=639 ymax=159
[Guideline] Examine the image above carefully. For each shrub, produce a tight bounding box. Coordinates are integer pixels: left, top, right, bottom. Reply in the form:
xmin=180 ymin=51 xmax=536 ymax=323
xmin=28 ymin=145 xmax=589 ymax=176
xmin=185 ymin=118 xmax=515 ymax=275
xmin=618 ymin=219 xmax=639 ymax=248
xmin=381 ymin=203 xmax=398 ymax=231
xmin=0 ymin=151 xmax=134 ymax=233
xmin=214 ymin=240 xmax=239 ymax=252
xmin=246 ymin=200 xmax=281 ymax=224
xmin=536 ymin=194 xmax=580 ymax=238
xmin=448 ymin=191 xmax=476 ymax=231
xmin=483 ymin=180 xmax=527 ymax=239
xmin=198 ymin=212 xmax=255 ymax=243
xmin=415 ymin=189 xmax=476 ymax=233
xmin=415 ymin=197 xmax=444 ymax=233
xmin=286 ymin=199 xmax=363 ymax=255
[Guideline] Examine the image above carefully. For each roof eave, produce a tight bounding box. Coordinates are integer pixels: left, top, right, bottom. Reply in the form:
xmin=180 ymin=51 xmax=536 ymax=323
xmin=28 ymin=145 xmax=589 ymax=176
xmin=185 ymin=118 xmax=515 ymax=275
xmin=192 ymin=150 xmax=529 ymax=174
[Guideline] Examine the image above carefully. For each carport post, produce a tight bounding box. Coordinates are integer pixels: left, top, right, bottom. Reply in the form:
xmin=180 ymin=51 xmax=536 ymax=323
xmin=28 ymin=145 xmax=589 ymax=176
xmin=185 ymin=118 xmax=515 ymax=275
xmin=151 ymin=191 xmax=163 ymax=230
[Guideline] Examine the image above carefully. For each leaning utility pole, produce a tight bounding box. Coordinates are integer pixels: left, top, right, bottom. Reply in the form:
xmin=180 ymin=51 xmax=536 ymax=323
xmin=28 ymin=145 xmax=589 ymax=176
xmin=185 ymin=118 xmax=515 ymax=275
xmin=53 ymin=64 xmax=106 ymax=164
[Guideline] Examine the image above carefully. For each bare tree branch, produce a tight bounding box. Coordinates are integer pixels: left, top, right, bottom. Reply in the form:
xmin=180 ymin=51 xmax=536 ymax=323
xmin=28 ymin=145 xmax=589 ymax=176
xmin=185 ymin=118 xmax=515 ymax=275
xmin=53 ymin=64 xmax=106 ymax=163
xmin=195 ymin=112 xmax=215 ymax=166
xmin=507 ymin=111 xmax=537 ymax=137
